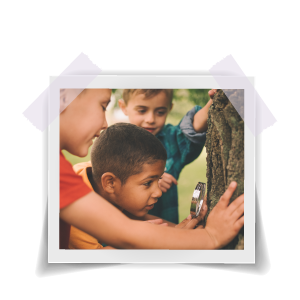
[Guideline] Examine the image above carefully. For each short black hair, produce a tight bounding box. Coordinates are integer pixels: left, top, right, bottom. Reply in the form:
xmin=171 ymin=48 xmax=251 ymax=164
xmin=91 ymin=123 xmax=167 ymax=185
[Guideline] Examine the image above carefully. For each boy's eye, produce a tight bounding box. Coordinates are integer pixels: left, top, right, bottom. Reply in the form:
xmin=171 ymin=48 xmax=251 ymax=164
xmin=138 ymin=109 xmax=146 ymax=114
xmin=143 ymin=181 xmax=152 ymax=187
xmin=102 ymin=106 xmax=107 ymax=112
xmin=157 ymin=111 xmax=166 ymax=116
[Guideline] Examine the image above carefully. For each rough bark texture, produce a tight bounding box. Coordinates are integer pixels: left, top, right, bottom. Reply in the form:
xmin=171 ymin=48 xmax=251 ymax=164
xmin=205 ymin=89 xmax=244 ymax=249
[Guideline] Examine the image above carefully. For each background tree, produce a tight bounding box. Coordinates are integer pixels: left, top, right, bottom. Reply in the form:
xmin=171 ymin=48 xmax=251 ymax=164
xmin=204 ymin=89 xmax=244 ymax=249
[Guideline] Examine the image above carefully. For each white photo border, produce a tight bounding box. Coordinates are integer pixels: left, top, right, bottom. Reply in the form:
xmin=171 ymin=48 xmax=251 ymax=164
xmin=49 ymin=75 xmax=255 ymax=263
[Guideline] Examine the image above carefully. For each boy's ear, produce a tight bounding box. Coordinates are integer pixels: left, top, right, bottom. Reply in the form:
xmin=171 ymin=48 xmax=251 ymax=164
xmin=118 ymin=99 xmax=128 ymax=115
xmin=101 ymin=172 xmax=119 ymax=194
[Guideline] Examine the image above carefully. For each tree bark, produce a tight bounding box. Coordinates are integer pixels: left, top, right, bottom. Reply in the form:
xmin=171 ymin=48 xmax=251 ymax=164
xmin=205 ymin=89 xmax=244 ymax=249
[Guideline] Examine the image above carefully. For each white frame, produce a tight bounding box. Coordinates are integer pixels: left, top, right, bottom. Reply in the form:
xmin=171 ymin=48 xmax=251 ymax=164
xmin=48 ymin=75 xmax=255 ymax=263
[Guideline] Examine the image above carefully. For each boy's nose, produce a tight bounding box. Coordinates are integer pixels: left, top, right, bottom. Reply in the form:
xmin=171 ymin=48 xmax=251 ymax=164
xmin=153 ymin=183 xmax=163 ymax=198
xmin=145 ymin=112 xmax=155 ymax=124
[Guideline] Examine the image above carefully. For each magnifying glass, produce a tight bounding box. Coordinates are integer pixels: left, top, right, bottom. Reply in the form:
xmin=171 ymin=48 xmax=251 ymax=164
xmin=190 ymin=182 xmax=206 ymax=218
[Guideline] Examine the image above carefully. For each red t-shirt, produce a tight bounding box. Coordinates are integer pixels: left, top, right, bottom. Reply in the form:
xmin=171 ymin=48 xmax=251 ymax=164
xmin=60 ymin=151 xmax=91 ymax=249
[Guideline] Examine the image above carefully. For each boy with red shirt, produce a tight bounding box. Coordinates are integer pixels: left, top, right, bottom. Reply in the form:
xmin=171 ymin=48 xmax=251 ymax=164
xmin=59 ymin=88 xmax=244 ymax=249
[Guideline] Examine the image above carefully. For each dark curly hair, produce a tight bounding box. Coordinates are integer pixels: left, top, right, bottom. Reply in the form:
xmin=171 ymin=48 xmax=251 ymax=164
xmin=91 ymin=123 xmax=167 ymax=185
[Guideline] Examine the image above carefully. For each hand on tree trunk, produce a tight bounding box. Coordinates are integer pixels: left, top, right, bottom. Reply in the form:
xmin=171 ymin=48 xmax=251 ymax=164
xmin=204 ymin=182 xmax=244 ymax=249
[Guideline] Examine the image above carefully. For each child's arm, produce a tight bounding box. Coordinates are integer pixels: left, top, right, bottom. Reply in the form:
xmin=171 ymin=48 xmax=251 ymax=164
xmin=144 ymin=213 xmax=206 ymax=230
xmin=143 ymin=214 xmax=176 ymax=227
xmin=143 ymin=197 xmax=207 ymax=229
xmin=121 ymin=210 xmax=175 ymax=227
xmin=60 ymin=182 xmax=243 ymax=249
xmin=193 ymin=89 xmax=216 ymax=133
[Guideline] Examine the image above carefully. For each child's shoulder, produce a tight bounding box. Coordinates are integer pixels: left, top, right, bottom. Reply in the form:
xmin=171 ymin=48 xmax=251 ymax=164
xmin=157 ymin=105 xmax=203 ymax=137
xmin=60 ymin=158 xmax=92 ymax=210
xmin=73 ymin=161 xmax=93 ymax=189
xmin=185 ymin=105 xmax=202 ymax=117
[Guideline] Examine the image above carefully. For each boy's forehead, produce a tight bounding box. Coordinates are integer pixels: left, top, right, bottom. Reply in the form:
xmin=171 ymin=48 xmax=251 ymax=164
xmin=89 ymin=88 xmax=111 ymax=98
xmin=130 ymin=92 xmax=170 ymax=108
xmin=83 ymin=89 xmax=112 ymax=104
xmin=128 ymin=161 xmax=166 ymax=181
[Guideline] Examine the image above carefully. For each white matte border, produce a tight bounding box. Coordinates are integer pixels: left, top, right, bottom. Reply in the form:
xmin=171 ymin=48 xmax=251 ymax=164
xmin=49 ymin=75 xmax=255 ymax=263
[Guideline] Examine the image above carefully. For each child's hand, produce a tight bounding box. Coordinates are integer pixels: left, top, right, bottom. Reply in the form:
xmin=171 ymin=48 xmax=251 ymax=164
xmin=193 ymin=89 xmax=217 ymax=133
xmin=204 ymin=182 xmax=244 ymax=249
xmin=145 ymin=219 xmax=168 ymax=226
xmin=176 ymin=194 xmax=208 ymax=229
xmin=208 ymin=89 xmax=217 ymax=100
xmin=158 ymin=173 xmax=178 ymax=193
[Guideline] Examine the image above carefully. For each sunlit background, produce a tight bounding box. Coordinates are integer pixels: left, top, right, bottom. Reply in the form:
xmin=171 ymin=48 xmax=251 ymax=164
xmin=63 ymin=89 xmax=210 ymax=222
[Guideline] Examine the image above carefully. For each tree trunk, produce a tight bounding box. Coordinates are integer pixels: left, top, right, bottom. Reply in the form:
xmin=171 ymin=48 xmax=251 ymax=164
xmin=205 ymin=89 xmax=244 ymax=249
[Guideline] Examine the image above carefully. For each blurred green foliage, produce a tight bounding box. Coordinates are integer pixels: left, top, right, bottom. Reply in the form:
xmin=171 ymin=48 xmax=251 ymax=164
xmin=112 ymin=89 xmax=210 ymax=125
xmin=173 ymin=89 xmax=210 ymax=107
xmin=112 ymin=89 xmax=210 ymax=109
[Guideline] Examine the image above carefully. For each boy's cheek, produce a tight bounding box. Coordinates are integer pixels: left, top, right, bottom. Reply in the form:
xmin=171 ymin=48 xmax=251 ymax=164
xmin=129 ymin=117 xmax=142 ymax=127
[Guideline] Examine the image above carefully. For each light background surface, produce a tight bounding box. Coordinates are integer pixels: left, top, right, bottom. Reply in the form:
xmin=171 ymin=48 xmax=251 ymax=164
xmin=48 ymin=76 xmax=255 ymax=263
xmin=1 ymin=0 xmax=299 ymax=299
